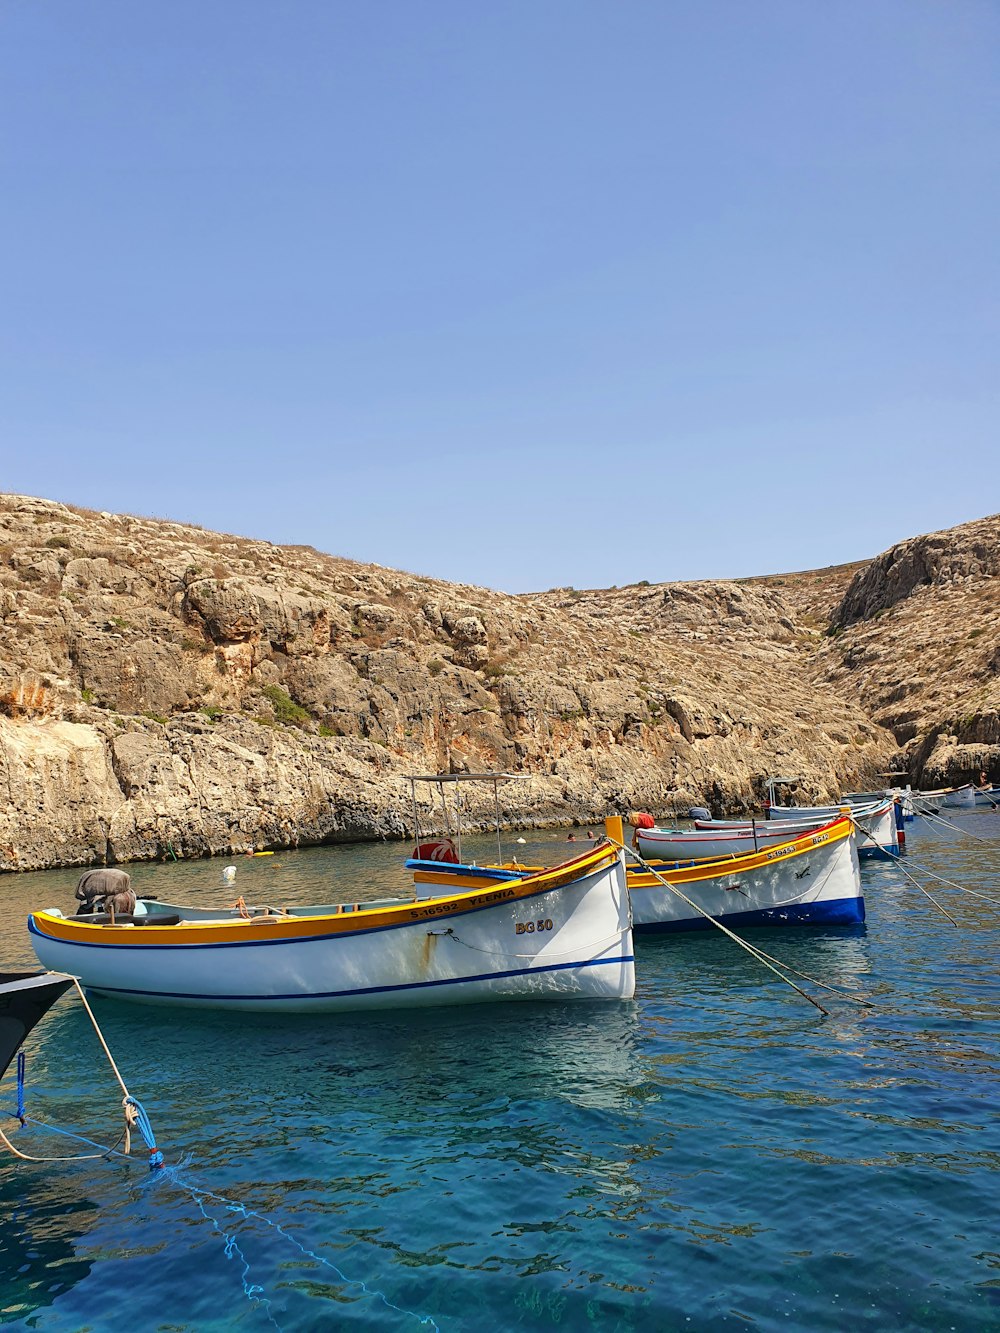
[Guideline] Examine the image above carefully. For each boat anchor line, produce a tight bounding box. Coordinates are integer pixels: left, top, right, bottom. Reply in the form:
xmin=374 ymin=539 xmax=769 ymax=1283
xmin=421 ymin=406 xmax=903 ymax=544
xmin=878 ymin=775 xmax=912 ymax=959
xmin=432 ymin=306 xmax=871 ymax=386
xmin=0 ymin=976 xmax=164 ymax=1169
xmin=917 ymin=805 xmax=997 ymax=843
xmin=607 ymin=836 xmax=874 ymax=1015
xmin=181 ymin=1177 xmax=441 ymax=1333
xmin=851 ymin=820 xmax=968 ymax=926
xmin=853 ymin=820 xmax=1000 ymax=912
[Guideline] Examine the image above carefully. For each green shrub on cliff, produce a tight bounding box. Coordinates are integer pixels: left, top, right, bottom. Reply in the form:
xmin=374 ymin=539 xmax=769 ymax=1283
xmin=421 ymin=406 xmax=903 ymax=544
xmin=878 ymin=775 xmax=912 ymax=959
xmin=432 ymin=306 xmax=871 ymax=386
xmin=261 ymin=685 xmax=310 ymax=727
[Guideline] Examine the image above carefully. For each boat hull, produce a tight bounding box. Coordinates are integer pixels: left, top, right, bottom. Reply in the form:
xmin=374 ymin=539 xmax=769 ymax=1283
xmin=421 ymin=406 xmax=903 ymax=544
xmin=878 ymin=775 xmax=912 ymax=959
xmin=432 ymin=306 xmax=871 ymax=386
xmin=629 ymin=820 xmax=863 ymax=934
xmin=28 ymin=850 xmax=634 ymax=1013
xmin=635 ymin=821 xmax=823 ymax=863
xmin=765 ymin=799 xmax=898 ymax=858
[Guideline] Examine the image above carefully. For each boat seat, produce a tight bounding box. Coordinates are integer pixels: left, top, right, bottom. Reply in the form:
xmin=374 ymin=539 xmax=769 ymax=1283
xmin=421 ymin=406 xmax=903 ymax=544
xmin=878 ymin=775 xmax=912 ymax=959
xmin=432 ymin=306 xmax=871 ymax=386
xmin=75 ymin=912 xmax=182 ymax=927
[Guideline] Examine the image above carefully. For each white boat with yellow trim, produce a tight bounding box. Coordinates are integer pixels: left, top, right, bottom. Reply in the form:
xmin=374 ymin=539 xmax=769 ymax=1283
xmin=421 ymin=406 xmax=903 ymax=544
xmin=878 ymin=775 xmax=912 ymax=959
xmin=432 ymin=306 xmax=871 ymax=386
xmin=633 ymin=817 xmax=829 ymax=863
xmin=762 ymin=797 xmax=898 ymax=858
xmin=628 ymin=816 xmax=862 ymax=933
xmin=411 ymin=817 xmax=864 ymax=935
xmin=27 ymin=843 xmax=634 ymax=1012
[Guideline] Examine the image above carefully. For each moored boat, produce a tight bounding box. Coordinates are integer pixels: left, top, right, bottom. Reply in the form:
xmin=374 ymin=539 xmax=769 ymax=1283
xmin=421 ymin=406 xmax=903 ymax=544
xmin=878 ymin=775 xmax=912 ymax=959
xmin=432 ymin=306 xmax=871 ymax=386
xmin=941 ymin=783 xmax=976 ymax=808
xmin=627 ymin=816 xmax=862 ymax=933
xmin=28 ymin=843 xmax=635 ymax=1012
xmin=764 ymin=797 xmax=899 ymax=858
xmin=634 ymin=817 xmax=828 ymax=863
xmin=411 ymin=818 xmax=864 ymax=935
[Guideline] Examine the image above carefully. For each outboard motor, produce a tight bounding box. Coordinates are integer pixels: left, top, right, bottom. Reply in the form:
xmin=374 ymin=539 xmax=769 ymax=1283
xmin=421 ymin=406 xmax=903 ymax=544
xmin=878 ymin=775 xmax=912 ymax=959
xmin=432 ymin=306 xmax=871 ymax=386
xmin=688 ymin=806 xmax=711 ymax=821
xmin=75 ymin=868 xmax=136 ymax=917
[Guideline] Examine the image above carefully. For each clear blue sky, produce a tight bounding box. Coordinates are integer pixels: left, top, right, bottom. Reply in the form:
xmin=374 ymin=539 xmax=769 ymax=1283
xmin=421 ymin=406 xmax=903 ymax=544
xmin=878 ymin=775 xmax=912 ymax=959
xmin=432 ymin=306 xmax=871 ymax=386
xmin=1 ymin=1 xmax=997 ymax=591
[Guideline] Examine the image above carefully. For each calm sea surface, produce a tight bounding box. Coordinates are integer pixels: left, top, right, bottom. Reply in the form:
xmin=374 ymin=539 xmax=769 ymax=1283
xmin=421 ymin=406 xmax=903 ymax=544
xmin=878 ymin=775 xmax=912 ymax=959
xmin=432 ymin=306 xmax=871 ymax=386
xmin=2 ymin=815 xmax=999 ymax=1332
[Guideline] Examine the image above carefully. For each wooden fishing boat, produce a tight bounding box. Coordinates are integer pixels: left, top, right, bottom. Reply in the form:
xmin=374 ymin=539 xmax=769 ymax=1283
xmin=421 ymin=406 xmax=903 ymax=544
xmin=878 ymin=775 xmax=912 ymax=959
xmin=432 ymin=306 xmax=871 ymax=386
xmin=28 ymin=843 xmax=634 ymax=1012
xmin=940 ymin=783 xmax=976 ymax=808
xmin=633 ymin=817 xmax=829 ymax=863
xmin=763 ymin=797 xmax=898 ymax=858
xmin=911 ymin=782 xmax=996 ymax=811
xmin=411 ymin=818 xmax=864 ymax=935
xmin=629 ymin=816 xmax=862 ymax=933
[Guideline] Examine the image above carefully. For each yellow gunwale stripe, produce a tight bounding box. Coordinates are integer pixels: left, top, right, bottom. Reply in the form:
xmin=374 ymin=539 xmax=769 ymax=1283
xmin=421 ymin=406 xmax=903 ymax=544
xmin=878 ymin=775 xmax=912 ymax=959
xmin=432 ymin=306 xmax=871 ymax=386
xmin=30 ymin=843 xmax=619 ymax=947
xmin=627 ymin=818 xmax=852 ymax=888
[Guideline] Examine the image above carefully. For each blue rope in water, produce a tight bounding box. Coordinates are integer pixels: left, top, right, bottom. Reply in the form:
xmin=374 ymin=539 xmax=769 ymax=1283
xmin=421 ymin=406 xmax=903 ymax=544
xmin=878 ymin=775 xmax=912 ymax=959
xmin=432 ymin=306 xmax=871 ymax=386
xmin=4 ymin=1110 xmax=437 ymax=1327
xmin=16 ymin=1052 xmax=26 ymax=1123
xmin=124 ymin=1096 xmax=164 ymax=1168
xmin=173 ymin=1173 xmax=440 ymax=1332
xmin=187 ymin=1189 xmax=283 ymax=1331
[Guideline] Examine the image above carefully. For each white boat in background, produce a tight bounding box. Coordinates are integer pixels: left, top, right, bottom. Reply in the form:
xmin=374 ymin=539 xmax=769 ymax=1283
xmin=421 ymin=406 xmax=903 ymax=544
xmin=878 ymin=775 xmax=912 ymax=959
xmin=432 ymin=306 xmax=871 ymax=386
xmin=941 ymin=783 xmax=976 ymax=808
xmin=411 ymin=818 xmax=864 ymax=935
xmin=634 ymin=818 xmax=828 ymax=863
xmin=765 ymin=797 xmax=899 ymax=858
xmin=28 ymin=842 xmax=635 ymax=1012
xmin=919 ymin=783 xmax=999 ymax=810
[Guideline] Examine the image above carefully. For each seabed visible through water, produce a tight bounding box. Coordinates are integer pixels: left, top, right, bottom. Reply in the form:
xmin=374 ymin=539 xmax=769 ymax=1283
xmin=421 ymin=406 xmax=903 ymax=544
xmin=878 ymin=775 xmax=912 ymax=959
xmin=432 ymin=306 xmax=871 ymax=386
xmin=2 ymin=814 xmax=1000 ymax=1331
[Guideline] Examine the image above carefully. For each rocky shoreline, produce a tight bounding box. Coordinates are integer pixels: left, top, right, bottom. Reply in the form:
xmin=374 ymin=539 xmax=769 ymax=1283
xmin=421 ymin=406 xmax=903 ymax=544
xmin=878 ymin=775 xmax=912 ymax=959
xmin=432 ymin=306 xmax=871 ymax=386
xmin=1 ymin=494 xmax=996 ymax=872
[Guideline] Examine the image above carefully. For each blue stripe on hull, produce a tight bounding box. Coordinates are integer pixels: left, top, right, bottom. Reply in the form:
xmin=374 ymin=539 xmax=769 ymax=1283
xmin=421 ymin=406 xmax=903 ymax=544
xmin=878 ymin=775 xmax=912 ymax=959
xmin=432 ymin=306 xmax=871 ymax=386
xmin=634 ymin=896 xmax=865 ymax=935
xmin=64 ymin=953 xmax=635 ymax=1004
xmin=857 ymin=843 xmax=899 ymax=859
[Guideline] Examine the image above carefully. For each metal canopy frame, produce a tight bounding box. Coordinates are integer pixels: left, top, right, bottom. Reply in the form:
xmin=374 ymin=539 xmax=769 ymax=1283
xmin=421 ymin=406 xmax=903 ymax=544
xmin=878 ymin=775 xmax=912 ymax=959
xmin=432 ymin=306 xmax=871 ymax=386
xmin=408 ymin=772 xmax=529 ymax=864
xmin=765 ymin=776 xmax=804 ymax=807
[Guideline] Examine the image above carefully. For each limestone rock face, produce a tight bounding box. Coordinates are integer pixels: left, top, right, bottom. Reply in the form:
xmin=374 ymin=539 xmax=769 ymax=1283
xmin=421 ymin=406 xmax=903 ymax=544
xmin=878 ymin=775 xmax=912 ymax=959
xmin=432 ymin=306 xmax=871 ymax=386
xmin=835 ymin=515 xmax=1000 ymax=627
xmin=0 ymin=492 xmax=995 ymax=872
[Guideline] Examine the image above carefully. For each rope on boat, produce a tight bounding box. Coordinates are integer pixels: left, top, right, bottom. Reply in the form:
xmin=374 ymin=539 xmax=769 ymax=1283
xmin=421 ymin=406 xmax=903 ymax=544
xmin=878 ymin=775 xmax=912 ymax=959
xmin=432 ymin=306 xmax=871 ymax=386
xmin=851 ymin=821 xmax=960 ymax=926
xmin=0 ymin=1114 xmax=129 ymax=1163
xmin=0 ymin=979 xmax=164 ymax=1170
xmin=915 ymin=806 xmax=994 ymax=842
xmin=16 ymin=1051 xmax=26 ymax=1122
xmin=607 ymin=836 xmax=873 ymax=1015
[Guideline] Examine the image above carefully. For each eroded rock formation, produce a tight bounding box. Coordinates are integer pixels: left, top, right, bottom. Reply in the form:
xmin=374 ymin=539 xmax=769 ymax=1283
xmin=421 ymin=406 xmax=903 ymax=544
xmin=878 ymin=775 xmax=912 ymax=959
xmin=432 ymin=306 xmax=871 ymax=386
xmin=0 ymin=493 xmax=995 ymax=871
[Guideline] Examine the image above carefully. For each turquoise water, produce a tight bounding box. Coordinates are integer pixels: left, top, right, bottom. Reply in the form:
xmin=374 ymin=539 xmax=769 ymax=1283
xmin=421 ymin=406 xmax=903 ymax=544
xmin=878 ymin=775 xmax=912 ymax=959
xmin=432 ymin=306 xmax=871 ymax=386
xmin=2 ymin=817 xmax=1000 ymax=1331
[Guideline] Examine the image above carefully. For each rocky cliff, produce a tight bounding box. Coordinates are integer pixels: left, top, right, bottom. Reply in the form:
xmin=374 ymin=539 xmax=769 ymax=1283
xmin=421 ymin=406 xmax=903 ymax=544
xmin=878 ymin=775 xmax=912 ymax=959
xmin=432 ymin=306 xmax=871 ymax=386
xmin=0 ymin=494 xmax=996 ymax=871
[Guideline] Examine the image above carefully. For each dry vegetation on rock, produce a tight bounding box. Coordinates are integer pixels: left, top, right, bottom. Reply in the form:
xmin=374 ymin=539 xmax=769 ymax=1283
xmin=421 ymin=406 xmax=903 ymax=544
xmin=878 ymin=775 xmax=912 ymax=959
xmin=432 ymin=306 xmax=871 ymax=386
xmin=0 ymin=493 xmax=996 ymax=870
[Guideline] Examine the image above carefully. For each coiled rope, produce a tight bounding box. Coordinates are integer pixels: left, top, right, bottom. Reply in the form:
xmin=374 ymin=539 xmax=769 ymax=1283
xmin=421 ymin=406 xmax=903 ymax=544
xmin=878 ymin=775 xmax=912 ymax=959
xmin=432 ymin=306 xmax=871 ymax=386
xmin=1 ymin=977 xmax=164 ymax=1170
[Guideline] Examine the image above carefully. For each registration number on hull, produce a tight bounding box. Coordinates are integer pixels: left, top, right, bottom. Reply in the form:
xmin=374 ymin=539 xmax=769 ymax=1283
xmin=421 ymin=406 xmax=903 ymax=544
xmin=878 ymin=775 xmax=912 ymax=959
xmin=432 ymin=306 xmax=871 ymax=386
xmin=515 ymin=919 xmax=554 ymax=935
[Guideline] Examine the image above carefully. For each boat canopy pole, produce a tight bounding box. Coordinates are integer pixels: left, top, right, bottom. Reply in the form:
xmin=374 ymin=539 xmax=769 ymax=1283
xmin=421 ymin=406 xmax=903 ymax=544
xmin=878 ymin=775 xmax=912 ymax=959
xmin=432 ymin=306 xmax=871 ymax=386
xmin=494 ymin=778 xmax=502 ymax=864
xmin=437 ymin=781 xmax=451 ymax=843
xmin=406 ymin=772 xmax=529 ymax=860
xmin=410 ymin=777 xmax=421 ymax=850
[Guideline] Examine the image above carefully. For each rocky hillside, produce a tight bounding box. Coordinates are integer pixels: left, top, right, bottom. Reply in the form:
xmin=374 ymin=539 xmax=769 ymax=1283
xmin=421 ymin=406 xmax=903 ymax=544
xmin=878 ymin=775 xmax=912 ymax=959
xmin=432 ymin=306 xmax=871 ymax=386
xmin=0 ymin=494 xmax=995 ymax=871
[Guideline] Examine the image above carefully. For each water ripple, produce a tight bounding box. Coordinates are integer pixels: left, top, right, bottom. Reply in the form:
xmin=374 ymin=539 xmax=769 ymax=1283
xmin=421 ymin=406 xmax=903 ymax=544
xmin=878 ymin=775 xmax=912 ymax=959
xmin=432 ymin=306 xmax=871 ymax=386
xmin=2 ymin=820 xmax=1000 ymax=1329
